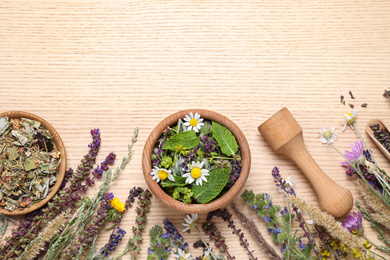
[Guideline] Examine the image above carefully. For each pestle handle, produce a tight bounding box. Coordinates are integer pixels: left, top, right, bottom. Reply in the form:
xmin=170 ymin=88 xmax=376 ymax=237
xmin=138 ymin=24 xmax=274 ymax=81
xmin=281 ymin=133 xmax=353 ymax=218
xmin=259 ymin=107 xmax=353 ymax=218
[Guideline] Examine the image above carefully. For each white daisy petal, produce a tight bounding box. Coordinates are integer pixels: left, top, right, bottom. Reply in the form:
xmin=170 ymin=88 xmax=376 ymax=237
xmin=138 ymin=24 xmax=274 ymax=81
xmin=183 ymin=161 xmax=209 ymax=186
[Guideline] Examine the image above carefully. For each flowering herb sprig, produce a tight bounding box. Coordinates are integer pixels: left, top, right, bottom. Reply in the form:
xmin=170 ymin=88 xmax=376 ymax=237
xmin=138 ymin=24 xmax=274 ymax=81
xmin=0 ymin=129 xmax=103 ymax=259
xmin=202 ymin=222 xmax=234 ymax=259
xmin=241 ymin=189 xmax=318 ymax=260
xmin=112 ymin=188 xmax=152 ymax=260
xmin=322 ymin=112 xmax=390 ymax=240
xmin=163 ymin=218 xmax=189 ymax=253
xmin=207 ymin=209 xmax=257 ymax=260
xmin=41 ymin=128 xmax=138 ymax=260
xmin=147 ymin=225 xmax=171 ymax=260
xmin=181 ymin=213 xmax=225 ymax=260
xmin=150 ymin=112 xmax=242 ymax=204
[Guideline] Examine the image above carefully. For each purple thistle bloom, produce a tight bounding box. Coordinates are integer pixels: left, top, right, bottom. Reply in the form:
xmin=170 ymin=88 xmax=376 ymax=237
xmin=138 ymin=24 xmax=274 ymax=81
xmin=340 ymin=140 xmax=364 ymax=166
xmin=342 ymin=212 xmax=363 ymax=235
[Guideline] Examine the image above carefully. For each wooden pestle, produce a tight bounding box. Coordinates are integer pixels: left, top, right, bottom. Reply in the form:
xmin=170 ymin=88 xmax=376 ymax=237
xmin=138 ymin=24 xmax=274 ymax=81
xmin=258 ymin=107 xmax=353 ymax=218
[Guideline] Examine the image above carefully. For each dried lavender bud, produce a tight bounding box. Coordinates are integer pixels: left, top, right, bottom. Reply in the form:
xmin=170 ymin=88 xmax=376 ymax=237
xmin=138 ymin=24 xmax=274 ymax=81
xmin=361 ymin=103 xmax=368 ymax=108
xmin=340 ymin=95 xmax=344 ymax=104
xmin=370 ymin=124 xmax=390 ymax=153
xmin=384 ymin=89 xmax=390 ymax=99
xmin=349 ymin=103 xmax=354 ymax=109
xmin=349 ymin=91 xmax=355 ymax=99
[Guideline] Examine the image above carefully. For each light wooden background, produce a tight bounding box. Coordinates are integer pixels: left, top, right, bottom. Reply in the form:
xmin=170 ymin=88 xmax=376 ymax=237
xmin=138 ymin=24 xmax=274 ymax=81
xmin=1 ymin=0 xmax=390 ymax=259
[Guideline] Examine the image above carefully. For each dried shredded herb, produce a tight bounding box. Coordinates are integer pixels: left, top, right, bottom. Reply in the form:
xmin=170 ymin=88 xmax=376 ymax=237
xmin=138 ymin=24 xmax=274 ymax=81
xmin=0 ymin=117 xmax=61 ymax=211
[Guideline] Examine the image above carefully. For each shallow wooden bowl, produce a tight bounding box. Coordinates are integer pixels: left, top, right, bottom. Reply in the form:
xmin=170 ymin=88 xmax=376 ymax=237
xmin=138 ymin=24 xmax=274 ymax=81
xmin=0 ymin=111 xmax=66 ymax=216
xmin=142 ymin=109 xmax=251 ymax=214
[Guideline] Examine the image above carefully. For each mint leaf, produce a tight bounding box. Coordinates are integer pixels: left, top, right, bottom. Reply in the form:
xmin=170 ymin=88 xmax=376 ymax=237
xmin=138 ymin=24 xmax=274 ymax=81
xmin=193 ymin=168 xmax=230 ymax=204
xmin=212 ymin=122 xmax=238 ymax=156
xmin=161 ymin=175 xmax=187 ymax=188
xmin=163 ymin=130 xmax=200 ymax=151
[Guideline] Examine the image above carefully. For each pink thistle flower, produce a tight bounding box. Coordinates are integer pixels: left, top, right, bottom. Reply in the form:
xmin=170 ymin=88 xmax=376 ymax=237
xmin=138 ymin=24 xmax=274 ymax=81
xmin=342 ymin=212 xmax=363 ymax=235
xmin=340 ymin=140 xmax=365 ymax=167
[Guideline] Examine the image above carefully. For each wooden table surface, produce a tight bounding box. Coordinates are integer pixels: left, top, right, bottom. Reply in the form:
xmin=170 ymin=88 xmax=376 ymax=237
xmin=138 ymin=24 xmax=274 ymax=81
xmin=1 ymin=1 xmax=390 ymax=259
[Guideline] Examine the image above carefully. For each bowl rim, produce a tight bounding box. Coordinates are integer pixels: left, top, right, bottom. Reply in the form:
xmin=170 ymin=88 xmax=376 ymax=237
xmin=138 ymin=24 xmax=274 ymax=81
xmin=0 ymin=111 xmax=66 ymax=216
xmin=142 ymin=109 xmax=251 ymax=214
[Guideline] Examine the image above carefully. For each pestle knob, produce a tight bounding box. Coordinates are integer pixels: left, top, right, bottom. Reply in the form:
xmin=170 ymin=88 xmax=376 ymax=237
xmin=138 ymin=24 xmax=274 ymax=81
xmin=258 ymin=107 xmax=353 ymax=218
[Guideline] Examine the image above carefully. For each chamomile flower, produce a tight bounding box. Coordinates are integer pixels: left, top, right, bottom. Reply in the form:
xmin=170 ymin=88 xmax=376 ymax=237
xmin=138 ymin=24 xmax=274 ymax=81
xmin=342 ymin=109 xmax=357 ymax=131
xmin=202 ymin=248 xmax=211 ymax=260
xmin=183 ymin=112 xmax=204 ymax=133
xmin=174 ymin=248 xmax=193 ymax=260
xmin=150 ymin=166 xmax=175 ymax=183
xmin=318 ymin=127 xmax=338 ymax=144
xmin=182 ymin=213 xmax=198 ymax=232
xmin=182 ymin=161 xmax=209 ymax=186
xmin=285 ymin=176 xmax=296 ymax=188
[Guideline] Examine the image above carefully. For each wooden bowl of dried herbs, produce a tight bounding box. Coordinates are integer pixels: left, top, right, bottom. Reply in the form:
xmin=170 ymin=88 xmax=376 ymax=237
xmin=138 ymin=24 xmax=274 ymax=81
xmin=0 ymin=111 xmax=66 ymax=216
xmin=142 ymin=109 xmax=251 ymax=214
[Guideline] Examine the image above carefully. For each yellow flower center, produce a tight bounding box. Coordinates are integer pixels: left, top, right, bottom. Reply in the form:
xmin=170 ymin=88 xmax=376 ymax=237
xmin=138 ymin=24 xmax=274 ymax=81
xmin=158 ymin=170 xmax=169 ymax=180
xmin=191 ymin=167 xmax=202 ymax=179
xmin=190 ymin=118 xmax=198 ymax=127
xmin=323 ymin=131 xmax=332 ymax=140
xmin=345 ymin=112 xmax=356 ymax=124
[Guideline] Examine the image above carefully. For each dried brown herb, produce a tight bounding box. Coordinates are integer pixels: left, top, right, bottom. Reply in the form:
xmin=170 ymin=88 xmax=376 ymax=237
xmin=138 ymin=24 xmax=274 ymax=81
xmin=0 ymin=117 xmax=60 ymax=211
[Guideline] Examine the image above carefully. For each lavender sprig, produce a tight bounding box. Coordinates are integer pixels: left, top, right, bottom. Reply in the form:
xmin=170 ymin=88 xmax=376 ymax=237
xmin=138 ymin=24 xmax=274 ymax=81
xmin=230 ymin=205 xmax=282 ymax=260
xmin=147 ymin=225 xmax=171 ymax=260
xmin=43 ymin=128 xmax=139 ymax=260
xmin=112 ymin=188 xmax=152 ymax=260
xmin=0 ymin=129 xmax=102 ymax=259
xmin=202 ymin=222 xmax=234 ymax=259
xmin=163 ymin=218 xmax=189 ymax=252
xmin=207 ymin=208 xmax=257 ymax=260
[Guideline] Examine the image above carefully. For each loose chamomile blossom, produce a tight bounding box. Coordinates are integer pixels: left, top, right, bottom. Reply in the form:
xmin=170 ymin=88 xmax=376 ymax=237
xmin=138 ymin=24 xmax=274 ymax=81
xmin=318 ymin=127 xmax=338 ymax=144
xmin=174 ymin=248 xmax=193 ymax=260
xmin=150 ymin=166 xmax=175 ymax=183
xmin=342 ymin=109 xmax=358 ymax=131
xmin=182 ymin=161 xmax=209 ymax=186
xmin=110 ymin=197 xmax=125 ymax=213
xmin=182 ymin=213 xmax=198 ymax=232
xmin=183 ymin=112 xmax=204 ymax=133
xmin=202 ymin=248 xmax=211 ymax=260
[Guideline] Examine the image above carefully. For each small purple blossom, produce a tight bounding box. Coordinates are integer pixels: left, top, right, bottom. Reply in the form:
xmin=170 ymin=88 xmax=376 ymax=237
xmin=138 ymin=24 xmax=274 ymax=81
xmin=340 ymin=140 xmax=364 ymax=166
xmin=342 ymin=212 xmax=363 ymax=235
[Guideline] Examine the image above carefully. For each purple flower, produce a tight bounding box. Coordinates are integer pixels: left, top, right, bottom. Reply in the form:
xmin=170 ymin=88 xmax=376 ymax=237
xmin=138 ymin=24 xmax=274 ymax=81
xmin=341 ymin=140 xmax=364 ymax=166
xmin=342 ymin=212 xmax=363 ymax=235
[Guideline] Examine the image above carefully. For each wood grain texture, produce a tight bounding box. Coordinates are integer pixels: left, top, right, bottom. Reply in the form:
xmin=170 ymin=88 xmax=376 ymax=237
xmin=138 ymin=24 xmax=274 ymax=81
xmin=0 ymin=0 xmax=390 ymax=258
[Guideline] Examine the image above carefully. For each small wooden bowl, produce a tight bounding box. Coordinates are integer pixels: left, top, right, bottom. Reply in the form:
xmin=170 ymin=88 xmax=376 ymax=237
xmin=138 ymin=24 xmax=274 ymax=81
xmin=0 ymin=111 xmax=66 ymax=216
xmin=142 ymin=109 xmax=251 ymax=214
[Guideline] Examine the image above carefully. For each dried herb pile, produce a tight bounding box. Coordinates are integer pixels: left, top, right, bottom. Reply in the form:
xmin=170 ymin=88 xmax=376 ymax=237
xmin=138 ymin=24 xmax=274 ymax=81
xmin=0 ymin=117 xmax=61 ymax=211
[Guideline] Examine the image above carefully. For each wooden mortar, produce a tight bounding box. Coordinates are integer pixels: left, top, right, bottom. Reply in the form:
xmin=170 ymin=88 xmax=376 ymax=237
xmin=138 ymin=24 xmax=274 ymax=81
xmin=258 ymin=107 xmax=353 ymax=218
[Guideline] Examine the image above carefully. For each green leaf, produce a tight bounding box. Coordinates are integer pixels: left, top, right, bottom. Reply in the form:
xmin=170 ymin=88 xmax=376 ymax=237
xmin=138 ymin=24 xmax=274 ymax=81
xmin=162 ymin=130 xmax=200 ymax=151
xmin=212 ymin=122 xmax=238 ymax=156
xmin=24 ymin=157 xmax=37 ymax=171
xmin=161 ymin=175 xmax=187 ymax=188
xmin=7 ymin=147 xmax=18 ymax=161
xmin=193 ymin=168 xmax=230 ymax=204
